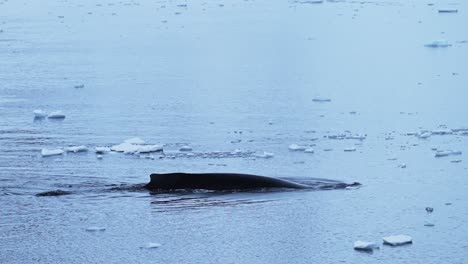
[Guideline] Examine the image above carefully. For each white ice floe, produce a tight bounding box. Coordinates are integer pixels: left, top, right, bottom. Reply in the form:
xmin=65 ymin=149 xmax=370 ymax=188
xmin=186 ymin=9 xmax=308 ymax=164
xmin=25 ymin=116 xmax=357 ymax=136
xmin=85 ymin=227 xmax=106 ymax=232
xmin=344 ymin=147 xmax=356 ymax=152
xmin=111 ymin=142 xmax=162 ymax=154
xmin=41 ymin=148 xmax=64 ymax=157
xmin=138 ymin=144 xmax=163 ymax=153
xmin=179 ymin=146 xmax=193 ymax=151
xmin=47 ymin=111 xmax=66 ymax=119
xmin=383 ymin=235 xmax=413 ymax=246
xmin=33 ymin=109 xmax=47 ymax=118
xmin=312 ymin=97 xmax=331 ymax=102
xmin=416 ymin=131 xmax=431 ymax=139
xmin=141 ymin=242 xmax=161 ymax=249
xmin=95 ymin=147 xmax=111 ymax=153
xmin=254 ymin=152 xmax=274 ymax=158
xmin=123 ymin=137 xmax=145 ymax=145
xmin=288 ymin=144 xmax=307 ymax=151
xmin=304 ymin=148 xmax=314 ymax=153
xmin=425 ymin=39 xmax=451 ymax=48
xmin=435 ymin=150 xmax=462 ymax=157
xmin=111 ymin=142 xmax=140 ymax=153
xmin=96 ymin=155 xmax=103 ymax=159
xmin=65 ymin=145 xmax=88 ymax=153
xmin=353 ymin=241 xmax=379 ymax=251
xmin=398 ymin=163 xmax=407 ymax=168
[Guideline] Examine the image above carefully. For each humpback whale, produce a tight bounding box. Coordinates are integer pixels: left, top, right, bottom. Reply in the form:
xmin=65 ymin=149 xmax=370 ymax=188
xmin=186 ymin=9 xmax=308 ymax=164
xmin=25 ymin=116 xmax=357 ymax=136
xmin=145 ymin=172 xmax=359 ymax=191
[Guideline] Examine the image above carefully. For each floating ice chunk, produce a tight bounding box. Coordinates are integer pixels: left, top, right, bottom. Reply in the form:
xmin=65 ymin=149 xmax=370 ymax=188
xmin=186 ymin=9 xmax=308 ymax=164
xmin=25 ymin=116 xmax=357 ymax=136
xmin=312 ymin=97 xmax=331 ymax=102
xmin=346 ymin=134 xmax=366 ymax=140
xmin=141 ymin=242 xmax=161 ymax=249
xmin=438 ymin=9 xmax=458 ymax=13
xmin=425 ymin=39 xmax=451 ymax=48
xmin=95 ymin=147 xmax=110 ymax=153
xmin=123 ymin=137 xmax=145 ymax=145
xmin=41 ymin=148 xmax=64 ymax=157
xmin=304 ymin=148 xmax=314 ymax=153
xmin=344 ymin=147 xmax=356 ymax=152
xmin=383 ymin=235 xmax=413 ymax=246
xmin=66 ymin=145 xmax=88 ymax=153
xmin=417 ymin=131 xmax=431 ymax=139
xmin=138 ymin=144 xmax=163 ymax=153
xmin=179 ymin=146 xmax=192 ymax=151
xmin=85 ymin=227 xmax=106 ymax=232
xmin=435 ymin=150 xmax=462 ymax=157
xmin=47 ymin=111 xmax=66 ymax=119
xmin=254 ymin=152 xmax=274 ymax=158
xmin=111 ymin=142 xmax=140 ymax=153
xmin=111 ymin=142 xmax=162 ymax=154
xmin=96 ymin=155 xmax=103 ymax=159
xmin=33 ymin=109 xmax=47 ymax=118
xmin=353 ymin=241 xmax=379 ymax=251
xmin=288 ymin=144 xmax=307 ymax=151
xmin=398 ymin=163 xmax=407 ymax=168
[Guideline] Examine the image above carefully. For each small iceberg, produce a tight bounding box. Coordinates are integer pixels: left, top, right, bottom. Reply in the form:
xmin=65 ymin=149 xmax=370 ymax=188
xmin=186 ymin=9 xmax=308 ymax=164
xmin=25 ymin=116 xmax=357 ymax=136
xmin=312 ymin=97 xmax=331 ymax=102
xmin=383 ymin=235 xmax=413 ymax=246
xmin=179 ymin=146 xmax=193 ymax=151
xmin=96 ymin=154 xmax=103 ymax=159
xmin=288 ymin=144 xmax=307 ymax=151
xmin=398 ymin=163 xmax=407 ymax=168
xmin=353 ymin=241 xmax=379 ymax=251
xmin=138 ymin=144 xmax=163 ymax=153
xmin=111 ymin=142 xmax=162 ymax=154
xmin=304 ymin=148 xmax=314 ymax=153
xmin=65 ymin=145 xmax=88 ymax=153
xmin=111 ymin=142 xmax=141 ymax=153
xmin=85 ymin=227 xmax=106 ymax=232
xmin=140 ymin=242 xmax=161 ymax=249
xmin=47 ymin=111 xmax=66 ymax=119
xmin=33 ymin=109 xmax=47 ymax=118
xmin=425 ymin=39 xmax=451 ymax=48
xmin=435 ymin=150 xmax=462 ymax=157
xmin=41 ymin=148 xmax=64 ymax=157
xmin=416 ymin=131 xmax=431 ymax=139
xmin=254 ymin=152 xmax=274 ymax=158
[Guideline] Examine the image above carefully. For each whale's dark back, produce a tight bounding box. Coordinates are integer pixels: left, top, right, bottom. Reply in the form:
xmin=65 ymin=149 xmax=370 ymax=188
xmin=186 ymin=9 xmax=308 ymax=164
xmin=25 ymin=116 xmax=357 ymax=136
xmin=146 ymin=173 xmax=308 ymax=191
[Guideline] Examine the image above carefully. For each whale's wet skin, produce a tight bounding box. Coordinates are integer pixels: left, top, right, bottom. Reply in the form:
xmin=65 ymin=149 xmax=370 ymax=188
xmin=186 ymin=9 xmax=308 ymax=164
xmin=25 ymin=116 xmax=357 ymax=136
xmin=35 ymin=173 xmax=359 ymax=196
